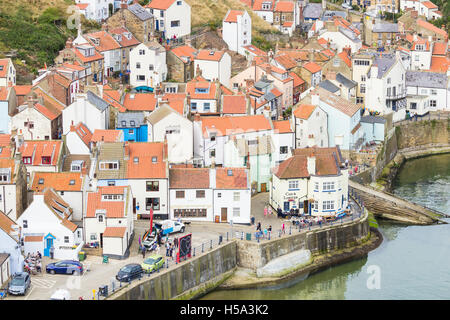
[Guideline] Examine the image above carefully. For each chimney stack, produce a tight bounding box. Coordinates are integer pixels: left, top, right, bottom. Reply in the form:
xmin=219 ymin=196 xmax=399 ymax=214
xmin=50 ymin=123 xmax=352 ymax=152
xmin=307 ymin=155 xmax=316 ymax=176
xmin=121 ymin=0 xmax=128 ymax=10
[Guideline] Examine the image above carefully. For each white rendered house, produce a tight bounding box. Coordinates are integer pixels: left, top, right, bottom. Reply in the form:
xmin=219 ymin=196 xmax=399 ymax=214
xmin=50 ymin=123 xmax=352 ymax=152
xmin=194 ymin=50 xmax=231 ymax=86
xmin=75 ymin=0 xmax=115 ymax=22
xmin=222 ymin=10 xmax=252 ymax=56
xmin=145 ymin=0 xmax=191 ymax=39
xmin=292 ymin=103 xmax=328 ymax=149
xmin=130 ymin=42 xmax=167 ymax=88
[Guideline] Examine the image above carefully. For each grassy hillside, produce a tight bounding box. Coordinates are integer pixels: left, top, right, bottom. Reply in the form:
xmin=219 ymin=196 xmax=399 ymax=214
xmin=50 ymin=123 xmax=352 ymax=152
xmin=430 ymin=0 xmax=450 ymax=32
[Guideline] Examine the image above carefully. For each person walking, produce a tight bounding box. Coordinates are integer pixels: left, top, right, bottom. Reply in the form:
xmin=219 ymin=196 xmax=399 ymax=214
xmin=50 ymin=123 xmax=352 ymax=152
xmin=256 ymin=222 xmax=261 ymax=232
xmin=174 ymin=237 xmax=178 ymax=249
xmin=268 ymin=206 xmax=272 ymax=216
xmin=169 ymin=244 xmax=174 ymax=261
xmin=142 ymin=245 xmax=146 ymax=259
xmin=165 ymin=241 xmax=170 ymax=257
xmin=282 ymin=223 xmax=285 ymax=234
xmin=277 ymin=206 xmax=282 ymax=218
xmin=264 ymin=206 xmax=268 ymax=218
xmin=50 ymin=245 xmax=55 ymax=260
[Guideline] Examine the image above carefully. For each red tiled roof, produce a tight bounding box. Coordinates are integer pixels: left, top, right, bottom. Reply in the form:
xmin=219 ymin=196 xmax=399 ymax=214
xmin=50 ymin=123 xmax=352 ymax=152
xmin=30 ymin=172 xmax=83 ymax=192
xmin=73 ymin=46 xmax=104 ymax=63
xmin=103 ymin=227 xmax=127 ymax=238
xmin=421 ymin=1 xmax=437 ymax=9
xmin=109 ymin=27 xmax=140 ymax=48
xmin=0 ymin=59 xmax=10 ymax=78
xmin=317 ymin=38 xmax=328 ymax=46
xmin=160 ymin=93 xmax=186 ymax=115
xmin=289 ymin=72 xmax=305 ymax=88
xmin=221 ymin=84 xmax=234 ymax=95
xmin=222 ymin=95 xmax=247 ymax=114
xmin=170 ymin=45 xmax=197 ymax=63
xmin=293 ymin=104 xmax=316 ymax=119
xmin=200 ymin=115 xmax=272 ymax=137
xmin=282 ymin=21 xmax=293 ymax=27
xmin=215 ymin=168 xmax=248 ymax=189
xmin=303 ymin=62 xmax=322 ymax=73
xmin=19 ymin=140 xmax=62 ymax=166
xmin=73 ymin=122 xmax=92 ymax=146
xmin=242 ymin=45 xmax=267 ymax=57
xmin=0 ymin=134 xmax=11 ymax=147
xmin=275 ymin=54 xmax=297 ymax=70
xmin=195 ymin=50 xmax=225 ymax=62
xmin=85 ymin=31 xmax=121 ymax=52
xmin=252 ymin=0 xmax=274 ymax=10
xmin=224 ymin=10 xmax=245 ymax=23
xmin=338 ymin=51 xmax=352 ymax=68
xmin=432 ymin=42 xmax=447 ymax=56
xmin=275 ymin=1 xmax=294 ymax=12
xmin=91 ymin=130 xmax=122 ymax=143
xmin=33 ymin=103 xmax=61 ymax=120
xmin=169 ymin=168 xmax=210 ymax=189
xmin=429 ymin=56 xmax=450 ymax=73
xmin=127 ymin=142 xmax=167 ymax=179
xmin=186 ymin=76 xmax=218 ymax=100
xmin=145 ymin=0 xmax=176 ymax=10
xmin=0 ymin=210 xmax=17 ymax=240
xmin=123 ymin=93 xmax=157 ymax=111
xmin=417 ymin=19 xmax=448 ymax=38
xmin=13 ymin=85 xmax=32 ymax=96
xmin=0 ymin=87 xmax=8 ymax=101
xmin=75 ymin=3 xmax=89 ymax=10
xmin=273 ymin=120 xmax=292 ymax=134
xmin=86 ymin=186 xmax=128 ymax=218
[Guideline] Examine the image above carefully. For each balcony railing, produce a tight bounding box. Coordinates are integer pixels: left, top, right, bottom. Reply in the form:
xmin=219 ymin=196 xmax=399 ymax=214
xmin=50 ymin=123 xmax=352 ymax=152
xmin=386 ymin=90 xmax=406 ymax=100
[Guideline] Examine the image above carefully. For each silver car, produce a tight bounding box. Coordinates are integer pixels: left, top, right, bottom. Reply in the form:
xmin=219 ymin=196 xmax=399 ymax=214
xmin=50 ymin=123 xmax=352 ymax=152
xmin=8 ymin=272 xmax=31 ymax=295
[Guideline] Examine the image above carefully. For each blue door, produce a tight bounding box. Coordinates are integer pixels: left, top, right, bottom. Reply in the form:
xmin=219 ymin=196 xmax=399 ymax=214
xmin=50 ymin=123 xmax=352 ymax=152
xmin=44 ymin=238 xmax=53 ymax=257
xmin=156 ymin=20 xmax=159 ymax=31
xmin=283 ymin=202 xmax=290 ymax=212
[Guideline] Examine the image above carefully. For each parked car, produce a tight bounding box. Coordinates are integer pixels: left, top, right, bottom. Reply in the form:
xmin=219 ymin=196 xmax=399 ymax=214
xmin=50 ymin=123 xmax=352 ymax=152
xmin=8 ymin=272 xmax=31 ymax=295
xmin=46 ymin=260 xmax=83 ymax=275
xmin=116 ymin=264 xmax=143 ymax=282
xmin=141 ymin=254 xmax=165 ymax=273
xmin=342 ymin=3 xmax=353 ymax=9
xmin=160 ymin=220 xmax=185 ymax=235
xmin=50 ymin=289 xmax=71 ymax=300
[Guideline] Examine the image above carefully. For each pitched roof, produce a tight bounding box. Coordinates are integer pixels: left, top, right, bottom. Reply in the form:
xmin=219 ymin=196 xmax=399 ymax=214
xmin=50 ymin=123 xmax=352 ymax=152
xmin=274 ymin=54 xmax=297 ymax=70
xmin=128 ymin=3 xmax=154 ymax=21
xmin=273 ymin=120 xmax=292 ymax=134
xmin=314 ymin=87 xmax=361 ymax=116
xmin=0 ymin=210 xmax=18 ymax=242
xmin=421 ymin=1 xmax=437 ymax=9
xmin=432 ymin=42 xmax=447 ymax=56
xmin=0 ymin=59 xmax=10 ymax=78
xmin=293 ymin=104 xmax=317 ymax=119
xmin=242 ymin=45 xmax=267 ymax=57
xmin=127 ymin=142 xmax=167 ymax=179
xmin=195 ymin=50 xmax=225 ymax=62
xmin=222 ymin=95 xmax=247 ymax=114
xmin=103 ymin=227 xmax=127 ymax=238
xmin=215 ymin=168 xmax=248 ymax=189
xmin=224 ymin=10 xmax=245 ymax=23
xmin=33 ymin=102 xmax=61 ymax=120
xmin=0 ymin=87 xmax=8 ymax=101
xmin=338 ymin=51 xmax=352 ymax=68
xmin=108 ymin=27 xmax=140 ymax=48
xmin=13 ymin=85 xmax=32 ymax=96
xmin=303 ymin=61 xmax=322 ymax=73
xmin=41 ymin=188 xmax=74 ymax=224
xmin=87 ymin=91 xmax=109 ymax=112
xmin=170 ymin=45 xmax=197 ymax=63
xmin=169 ymin=168 xmax=210 ymax=189
xmin=73 ymin=46 xmax=104 ymax=63
xmin=123 ymin=93 xmax=157 ymax=111
xmin=275 ymin=1 xmax=294 ymax=12
xmin=19 ymin=140 xmax=62 ymax=166
xmin=145 ymin=0 xmax=177 ymax=10
xmin=252 ymin=0 xmax=274 ymax=11
xmin=319 ymin=80 xmax=340 ymax=93
xmin=289 ymin=72 xmax=305 ymax=88
xmin=72 ymin=122 xmax=93 ymax=146
xmin=417 ymin=19 xmax=448 ymax=38
xmin=86 ymin=186 xmax=128 ymax=218
xmin=200 ymin=115 xmax=272 ymax=137
xmin=186 ymin=76 xmax=218 ymax=100
xmin=86 ymin=31 xmax=121 ymax=52
xmin=30 ymin=172 xmax=83 ymax=192
xmin=429 ymin=56 xmax=450 ymax=73
xmin=91 ymin=129 xmax=122 ymax=143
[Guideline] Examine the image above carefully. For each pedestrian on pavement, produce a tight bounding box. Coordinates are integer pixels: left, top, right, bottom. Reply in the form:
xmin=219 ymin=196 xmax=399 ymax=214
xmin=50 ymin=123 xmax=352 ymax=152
xmin=36 ymin=260 xmax=42 ymax=273
xmin=268 ymin=206 xmax=272 ymax=216
xmin=165 ymin=242 xmax=170 ymax=257
xmin=257 ymin=222 xmax=261 ymax=232
xmin=277 ymin=206 xmax=282 ymax=218
xmin=264 ymin=206 xmax=268 ymax=217
xmin=169 ymin=244 xmax=174 ymax=260
xmin=263 ymin=228 xmax=268 ymax=239
xmin=50 ymin=245 xmax=55 ymax=259
xmin=268 ymin=225 xmax=272 ymax=232
xmin=282 ymin=223 xmax=285 ymax=234
xmin=157 ymin=232 xmax=161 ymax=246
xmin=174 ymin=237 xmax=178 ymax=249
xmin=142 ymin=245 xmax=146 ymax=259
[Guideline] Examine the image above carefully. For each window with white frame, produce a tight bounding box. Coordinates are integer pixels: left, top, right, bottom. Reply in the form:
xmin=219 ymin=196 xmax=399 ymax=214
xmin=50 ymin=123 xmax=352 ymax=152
xmin=289 ymin=180 xmax=299 ymax=189
xmin=323 ymin=200 xmax=335 ymax=211
xmin=360 ymin=84 xmax=366 ymax=93
xmin=100 ymin=161 xmax=119 ymax=170
xmin=323 ymin=182 xmax=335 ymax=191
xmin=430 ymin=100 xmax=437 ymax=107
xmin=233 ymin=207 xmax=240 ymax=217
xmin=314 ymin=182 xmax=319 ymax=191
xmin=90 ymin=234 xmax=97 ymax=240
xmin=431 ymin=89 xmax=437 ymax=95
xmin=64 ymin=236 xmax=69 ymax=243
xmin=233 ymin=192 xmax=240 ymax=201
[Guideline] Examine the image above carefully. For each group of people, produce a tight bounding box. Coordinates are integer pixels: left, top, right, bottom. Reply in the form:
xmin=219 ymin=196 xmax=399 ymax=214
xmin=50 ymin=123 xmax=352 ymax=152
xmin=255 ymin=222 xmax=273 ymax=240
xmin=24 ymin=252 xmax=42 ymax=274
xmin=138 ymin=230 xmax=179 ymax=261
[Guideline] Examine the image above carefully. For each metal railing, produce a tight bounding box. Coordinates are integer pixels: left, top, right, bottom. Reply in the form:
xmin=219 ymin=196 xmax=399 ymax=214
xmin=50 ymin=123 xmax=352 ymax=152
xmin=393 ymin=111 xmax=450 ymax=126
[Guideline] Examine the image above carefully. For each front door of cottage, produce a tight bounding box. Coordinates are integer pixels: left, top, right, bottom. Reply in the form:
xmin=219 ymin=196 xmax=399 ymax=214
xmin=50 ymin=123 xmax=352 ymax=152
xmin=221 ymin=208 xmax=227 ymax=222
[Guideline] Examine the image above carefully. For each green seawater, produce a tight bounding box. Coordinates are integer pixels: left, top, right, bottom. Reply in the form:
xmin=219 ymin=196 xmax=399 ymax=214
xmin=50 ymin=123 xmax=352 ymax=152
xmin=201 ymin=153 xmax=450 ymax=300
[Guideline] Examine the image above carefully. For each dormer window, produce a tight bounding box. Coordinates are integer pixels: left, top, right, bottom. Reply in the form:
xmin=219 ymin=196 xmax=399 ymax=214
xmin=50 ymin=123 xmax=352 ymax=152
xmin=38 ymin=178 xmax=44 ymax=184
xmin=102 ymin=194 xmax=123 ymax=201
xmin=41 ymin=157 xmax=51 ymax=165
xmin=23 ymin=157 xmax=31 ymax=165
xmin=195 ymin=88 xmax=209 ymax=94
xmin=98 ymin=215 xmax=104 ymax=223
xmin=227 ymin=169 xmax=233 ymax=176
xmin=121 ymin=120 xmax=127 ymax=127
xmin=134 ymin=157 xmax=139 ymax=163
xmin=99 ymin=161 xmax=119 ymax=170
xmin=152 ymin=156 xmax=157 ymax=163
xmin=69 ymin=179 xmax=76 ymax=185
xmin=130 ymin=120 xmax=135 ymax=127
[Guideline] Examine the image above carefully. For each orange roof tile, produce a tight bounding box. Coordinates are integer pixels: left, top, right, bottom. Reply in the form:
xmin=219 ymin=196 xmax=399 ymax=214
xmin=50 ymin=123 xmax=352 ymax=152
xmin=73 ymin=46 xmax=104 ymax=63
xmin=123 ymin=93 xmax=157 ymax=111
xmin=73 ymin=122 xmax=92 ymax=146
xmin=200 ymin=115 xmax=272 ymax=137
xmin=275 ymin=1 xmax=294 ymax=12
xmin=103 ymin=227 xmax=127 ymax=238
xmin=170 ymin=45 xmax=197 ymax=63
xmin=275 ymin=54 xmax=297 ymax=70
xmin=0 ymin=87 xmax=8 ymax=101
xmin=86 ymin=31 xmax=121 ymax=52
xmin=303 ymin=62 xmax=322 ymax=73
xmin=215 ymin=168 xmax=248 ymax=189
xmin=33 ymin=103 xmax=61 ymax=120
xmin=127 ymin=142 xmax=167 ymax=179
xmin=273 ymin=120 xmax=292 ymax=134
xmin=109 ymin=27 xmax=140 ymax=48
xmin=289 ymin=72 xmax=305 ymax=88
xmin=222 ymin=95 xmax=247 ymax=114
xmin=271 ymin=87 xmax=283 ymax=97
xmin=145 ymin=0 xmax=176 ymax=10
xmin=91 ymin=129 xmax=122 ymax=143
xmin=24 ymin=235 xmax=43 ymax=242
xmin=317 ymin=38 xmax=328 ymax=46
xmin=293 ymin=104 xmax=317 ymax=119
xmin=252 ymin=0 xmax=274 ymax=10
xmin=429 ymin=56 xmax=450 ymax=73
xmin=0 ymin=59 xmax=9 ymax=78
xmin=224 ymin=10 xmax=245 ymax=23
xmin=75 ymin=3 xmax=89 ymax=10
xmin=338 ymin=51 xmax=352 ymax=68
xmin=220 ymin=84 xmax=234 ymax=95
xmin=242 ymin=45 xmax=267 ymax=57
xmin=432 ymin=42 xmax=447 ymax=56
xmin=13 ymin=85 xmax=32 ymax=96
xmin=0 ymin=210 xmax=17 ymax=240
xmin=160 ymin=93 xmax=186 ymax=115
xmin=86 ymin=186 xmax=128 ymax=218
xmin=421 ymin=1 xmax=437 ymax=9
xmin=282 ymin=21 xmax=293 ymax=27
xmin=169 ymin=168 xmax=210 ymax=189
xmin=417 ymin=19 xmax=448 ymax=38
xmin=30 ymin=172 xmax=83 ymax=192
xmin=195 ymin=50 xmax=225 ymax=62
xmin=186 ymin=77 xmax=218 ymax=100
xmin=0 ymin=134 xmax=11 ymax=147
xmin=19 ymin=140 xmax=62 ymax=166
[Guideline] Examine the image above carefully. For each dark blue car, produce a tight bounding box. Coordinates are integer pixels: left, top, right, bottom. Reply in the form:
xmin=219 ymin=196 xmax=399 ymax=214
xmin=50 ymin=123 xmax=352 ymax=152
xmin=46 ymin=260 xmax=83 ymax=275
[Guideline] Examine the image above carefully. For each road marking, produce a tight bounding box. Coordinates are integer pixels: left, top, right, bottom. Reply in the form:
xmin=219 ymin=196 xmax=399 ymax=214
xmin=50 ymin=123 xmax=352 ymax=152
xmin=24 ymin=286 xmax=34 ymax=300
xmin=31 ymin=278 xmax=56 ymax=289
